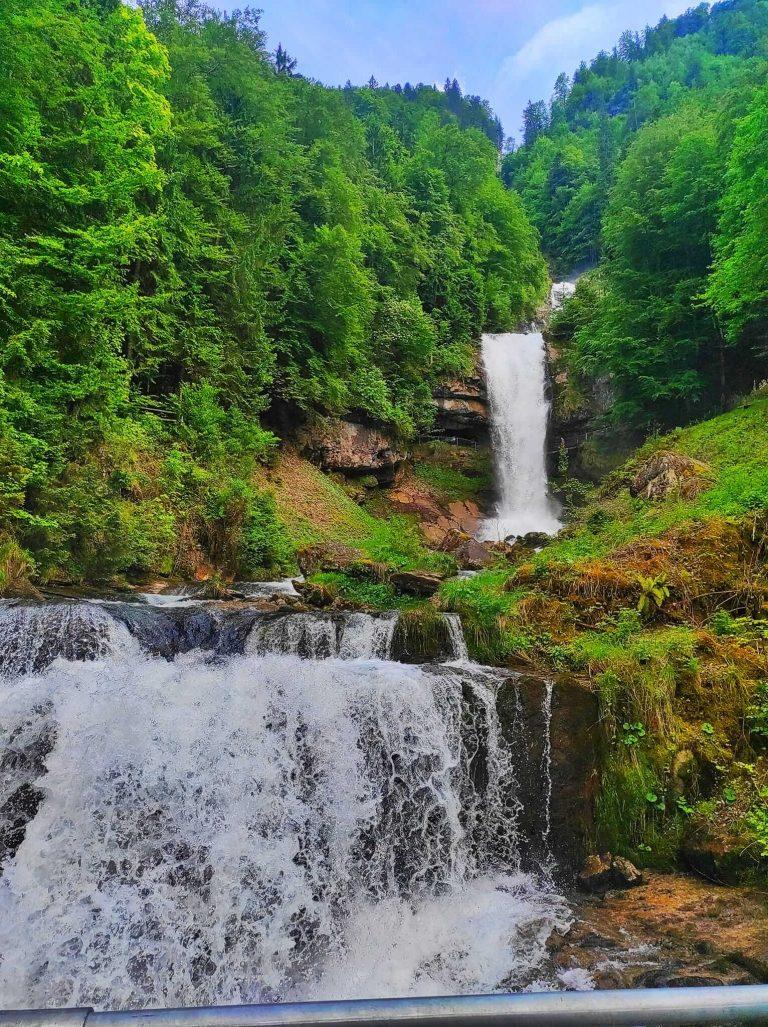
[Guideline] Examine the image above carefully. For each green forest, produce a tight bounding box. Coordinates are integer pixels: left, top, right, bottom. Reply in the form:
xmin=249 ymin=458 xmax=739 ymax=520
xmin=0 ymin=0 xmax=546 ymax=583
xmin=508 ymin=0 xmax=768 ymax=431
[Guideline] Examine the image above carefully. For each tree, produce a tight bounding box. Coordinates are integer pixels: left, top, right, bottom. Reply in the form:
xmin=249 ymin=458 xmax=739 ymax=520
xmin=522 ymin=99 xmax=549 ymax=147
xmin=274 ymin=42 xmax=297 ymax=75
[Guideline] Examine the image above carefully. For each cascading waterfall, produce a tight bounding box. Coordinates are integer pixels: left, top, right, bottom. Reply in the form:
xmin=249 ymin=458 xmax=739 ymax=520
xmin=0 ymin=598 xmax=573 ymax=1008
xmin=479 ymin=331 xmax=561 ymax=542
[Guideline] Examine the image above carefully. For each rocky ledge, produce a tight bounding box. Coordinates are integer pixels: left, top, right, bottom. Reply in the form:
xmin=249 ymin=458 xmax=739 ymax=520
xmin=548 ymin=872 xmax=768 ymax=990
xmin=300 ymin=418 xmax=406 ymax=484
xmin=433 ymin=376 xmax=489 ymax=441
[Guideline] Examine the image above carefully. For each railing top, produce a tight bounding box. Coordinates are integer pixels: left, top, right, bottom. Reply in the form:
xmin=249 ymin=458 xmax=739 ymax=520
xmin=2 ymin=987 xmax=768 ymax=1027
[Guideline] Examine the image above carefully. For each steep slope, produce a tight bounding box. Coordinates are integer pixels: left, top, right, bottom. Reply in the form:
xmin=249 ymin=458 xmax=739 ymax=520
xmin=442 ymin=392 xmax=768 ymax=880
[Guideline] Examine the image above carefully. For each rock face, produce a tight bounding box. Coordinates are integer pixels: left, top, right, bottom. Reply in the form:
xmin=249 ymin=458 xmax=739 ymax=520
xmin=630 ymin=452 xmax=711 ymax=502
xmin=387 ymin=480 xmax=483 ymax=543
xmin=433 ymin=377 xmax=489 ymax=441
xmin=301 ymin=419 xmax=406 ymax=484
xmin=438 ymin=529 xmax=496 ymax=570
xmin=497 ymin=673 xmax=600 ymax=876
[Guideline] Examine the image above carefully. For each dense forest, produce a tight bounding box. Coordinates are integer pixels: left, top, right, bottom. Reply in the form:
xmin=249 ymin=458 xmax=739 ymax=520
xmin=0 ymin=0 xmax=546 ymax=582
xmin=507 ymin=0 xmax=768 ymax=430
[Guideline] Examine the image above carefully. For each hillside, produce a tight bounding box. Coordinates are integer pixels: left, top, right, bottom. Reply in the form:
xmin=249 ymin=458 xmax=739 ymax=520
xmin=0 ymin=0 xmax=545 ymax=588
xmin=506 ymin=0 xmax=768 ymax=435
xmin=441 ymin=394 xmax=768 ymax=878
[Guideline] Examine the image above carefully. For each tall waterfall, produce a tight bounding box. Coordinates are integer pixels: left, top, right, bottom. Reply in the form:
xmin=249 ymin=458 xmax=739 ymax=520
xmin=479 ymin=331 xmax=561 ymax=541
xmin=0 ymin=599 xmax=573 ymax=1009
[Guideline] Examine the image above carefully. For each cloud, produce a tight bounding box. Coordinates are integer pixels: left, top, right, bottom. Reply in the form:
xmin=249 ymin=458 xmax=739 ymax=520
xmin=491 ymin=0 xmax=695 ymax=129
xmin=496 ymin=3 xmax=623 ymax=86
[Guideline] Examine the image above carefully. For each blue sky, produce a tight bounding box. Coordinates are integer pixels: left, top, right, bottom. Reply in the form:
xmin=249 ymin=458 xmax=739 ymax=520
xmin=237 ymin=0 xmax=693 ymax=141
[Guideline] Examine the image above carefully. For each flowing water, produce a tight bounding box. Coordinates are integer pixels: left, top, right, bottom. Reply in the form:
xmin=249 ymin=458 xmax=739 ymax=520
xmin=479 ymin=331 xmax=561 ymax=541
xmin=0 ymin=599 xmax=574 ymax=1009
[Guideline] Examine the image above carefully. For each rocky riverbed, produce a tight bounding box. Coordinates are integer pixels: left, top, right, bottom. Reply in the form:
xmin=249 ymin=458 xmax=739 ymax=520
xmin=552 ymin=872 xmax=768 ymax=989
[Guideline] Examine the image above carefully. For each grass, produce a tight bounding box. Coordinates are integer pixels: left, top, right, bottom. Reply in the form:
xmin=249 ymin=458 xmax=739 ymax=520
xmin=435 ymin=393 xmax=768 ymax=876
xmin=254 ymin=447 xmax=454 ymax=575
xmin=537 ymin=394 xmax=768 ymax=568
xmin=411 ymin=441 xmax=493 ymax=503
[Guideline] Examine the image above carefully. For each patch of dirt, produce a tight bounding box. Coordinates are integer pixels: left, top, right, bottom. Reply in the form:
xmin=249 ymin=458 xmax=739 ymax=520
xmin=386 ymin=475 xmax=483 ymax=542
xmin=551 ymin=872 xmax=768 ymax=989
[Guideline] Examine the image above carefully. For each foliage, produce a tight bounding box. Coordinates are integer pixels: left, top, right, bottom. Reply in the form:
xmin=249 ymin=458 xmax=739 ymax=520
xmin=507 ymin=0 xmax=768 ymax=429
xmin=636 ymin=574 xmax=670 ymax=617
xmin=0 ymin=0 xmax=546 ymax=584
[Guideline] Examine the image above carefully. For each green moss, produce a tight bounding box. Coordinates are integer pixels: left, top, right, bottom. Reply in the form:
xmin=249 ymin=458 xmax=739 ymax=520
xmin=392 ymin=606 xmax=451 ymax=662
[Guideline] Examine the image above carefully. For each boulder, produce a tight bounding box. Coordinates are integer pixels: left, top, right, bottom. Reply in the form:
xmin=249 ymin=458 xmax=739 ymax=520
xmin=438 ymin=530 xmax=495 ymax=570
xmin=578 ymin=853 xmax=644 ymax=893
xmin=390 ymin=571 xmax=444 ymax=597
xmin=630 ymin=452 xmax=711 ymax=502
xmin=521 ymin=531 xmax=553 ymax=549
xmin=301 ymin=419 xmax=406 ymax=484
xmin=297 ymin=542 xmax=363 ymax=576
xmin=292 ymin=581 xmax=336 ymax=608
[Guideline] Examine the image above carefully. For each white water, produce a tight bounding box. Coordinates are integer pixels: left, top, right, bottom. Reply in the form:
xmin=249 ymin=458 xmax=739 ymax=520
xmin=0 ymin=602 xmax=574 ymax=1008
xmin=479 ymin=332 xmax=561 ymax=541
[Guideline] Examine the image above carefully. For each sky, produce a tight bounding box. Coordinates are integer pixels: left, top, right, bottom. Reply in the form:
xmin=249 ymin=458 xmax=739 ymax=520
xmin=227 ymin=0 xmax=695 ymax=142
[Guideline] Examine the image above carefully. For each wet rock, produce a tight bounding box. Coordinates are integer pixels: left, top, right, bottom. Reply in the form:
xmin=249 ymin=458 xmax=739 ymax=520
xmin=438 ymin=530 xmax=495 ymax=570
xmin=390 ymin=571 xmax=444 ymax=597
xmin=681 ymin=822 xmax=762 ymax=885
xmin=497 ymin=673 xmax=600 ymax=875
xmin=292 ymin=581 xmax=336 ymax=608
xmin=578 ymin=853 xmax=644 ymax=893
xmin=521 ymin=531 xmax=553 ymax=548
xmin=636 ymin=968 xmax=725 ymax=989
xmin=630 ymin=452 xmax=711 ymax=502
xmin=301 ymin=419 xmax=406 ymax=484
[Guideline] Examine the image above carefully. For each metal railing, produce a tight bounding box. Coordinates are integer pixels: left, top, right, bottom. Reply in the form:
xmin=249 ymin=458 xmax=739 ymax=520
xmin=2 ymin=988 xmax=768 ymax=1027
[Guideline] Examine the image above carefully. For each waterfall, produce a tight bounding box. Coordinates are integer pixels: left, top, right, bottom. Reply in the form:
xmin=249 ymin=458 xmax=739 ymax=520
xmin=479 ymin=331 xmax=561 ymax=542
xmin=0 ymin=599 xmax=574 ymax=1008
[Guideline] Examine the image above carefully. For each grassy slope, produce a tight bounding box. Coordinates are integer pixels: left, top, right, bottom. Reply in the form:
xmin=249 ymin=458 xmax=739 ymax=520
xmin=440 ymin=394 xmax=768 ymax=876
xmin=253 ymin=448 xmax=455 ymax=607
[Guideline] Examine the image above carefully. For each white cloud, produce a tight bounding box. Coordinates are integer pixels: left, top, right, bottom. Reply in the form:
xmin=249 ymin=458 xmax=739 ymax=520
xmin=491 ymin=0 xmax=695 ymax=128
xmin=499 ymin=3 xmax=615 ymax=83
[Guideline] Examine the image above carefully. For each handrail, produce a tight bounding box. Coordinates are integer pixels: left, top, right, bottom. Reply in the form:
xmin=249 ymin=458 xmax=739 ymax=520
xmin=2 ymin=987 xmax=768 ymax=1027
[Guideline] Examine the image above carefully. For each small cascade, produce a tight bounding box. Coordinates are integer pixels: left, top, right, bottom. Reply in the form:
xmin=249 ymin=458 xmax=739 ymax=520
xmin=0 ymin=602 xmax=135 ymax=675
xmin=248 ymin=612 xmax=340 ymax=659
xmin=443 ymin=613 xmax=469 ymax=661
xmin=338 ymin=612 xmax=398 ymax=660
xmin=550 ymin=280 xmax=575 ymax=309
xmin=540 ymin=680 xmax=554 ymax=861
